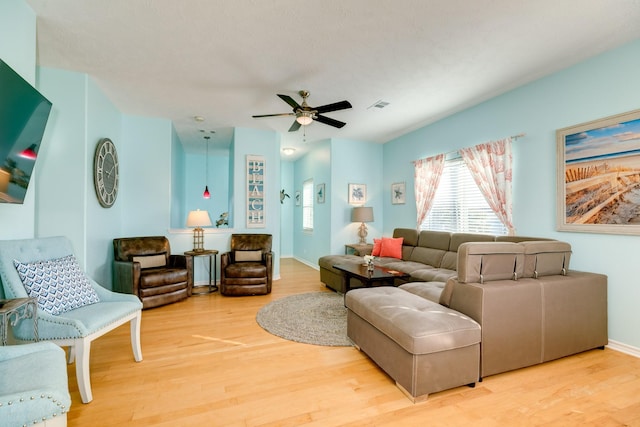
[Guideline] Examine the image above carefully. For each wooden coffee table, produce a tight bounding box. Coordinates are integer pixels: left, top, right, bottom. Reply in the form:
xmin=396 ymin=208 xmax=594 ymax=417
xmin=333 ymin=263 xmax=410 ymax=293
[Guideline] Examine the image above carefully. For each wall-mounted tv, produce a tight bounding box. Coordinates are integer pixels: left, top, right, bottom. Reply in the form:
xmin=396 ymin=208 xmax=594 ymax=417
xmin=0 ymin=58 xmax=52 ymax=204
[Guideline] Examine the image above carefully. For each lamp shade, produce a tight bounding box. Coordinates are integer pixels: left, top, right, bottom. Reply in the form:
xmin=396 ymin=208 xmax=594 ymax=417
xmin=352 ymin=206 xmax=373 ymax=223
xmin=186 ymin=209 xmax=212 ymax=227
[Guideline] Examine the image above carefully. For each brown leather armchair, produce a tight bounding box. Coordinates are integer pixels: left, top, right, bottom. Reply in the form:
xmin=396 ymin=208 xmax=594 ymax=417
xmin=113 ymin=236 xmax=193 ymax=309
xmin=220 ymin=234 xmax=273 ymax=296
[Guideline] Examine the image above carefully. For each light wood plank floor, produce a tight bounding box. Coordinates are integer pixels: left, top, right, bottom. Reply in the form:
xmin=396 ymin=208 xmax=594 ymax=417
xmin=66 ymin=258 xmax=640 ymax=426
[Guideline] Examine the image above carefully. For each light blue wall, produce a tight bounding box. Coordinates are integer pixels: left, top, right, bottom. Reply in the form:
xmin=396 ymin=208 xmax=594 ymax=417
xmin=330 ymin=138 xmax=383 ymax=255
xmin=280 ymin=160 xmax=294 ymax=257
xmin=35 ymin=67 xmax=124 ymax=286
xmin=120 ymin=116 xmax=173 ymax=235
xmin=180 ymin=151 xmax=230 ymax=229
xmin=231 ymin=127 xmax=281 ymax=277
xmin=170 ymin=125 xmax=185 ymax=230
xmin=293 ymin=139 xmax=331 ymax=265
xmin=292 ymin=138 xmax=383 ymax=264
xmin=382 ymin=39 xmax=640 ymax=349
xmin=0 ymin=0 xmax=37 ymax=239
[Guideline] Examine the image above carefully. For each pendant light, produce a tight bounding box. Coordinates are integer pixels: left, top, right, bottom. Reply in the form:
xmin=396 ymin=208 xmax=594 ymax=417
xmin=203 ymin=135 xmax=210 ymax=199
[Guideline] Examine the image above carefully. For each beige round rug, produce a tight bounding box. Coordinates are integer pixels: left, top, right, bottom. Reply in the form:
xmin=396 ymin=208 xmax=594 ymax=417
xmin=256 ymin=292 xmax=352 ymax=347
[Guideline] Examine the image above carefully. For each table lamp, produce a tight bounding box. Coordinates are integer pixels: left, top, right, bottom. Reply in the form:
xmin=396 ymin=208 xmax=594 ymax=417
xmin=352 ymin=206 xmax=374 ymax=244
xmin=186 ymin=209 xmax=212 ymax=252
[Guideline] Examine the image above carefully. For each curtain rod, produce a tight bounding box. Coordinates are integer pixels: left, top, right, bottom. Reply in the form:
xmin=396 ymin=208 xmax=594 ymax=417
xmin=442 ymin=133 xmax=526 ymax=159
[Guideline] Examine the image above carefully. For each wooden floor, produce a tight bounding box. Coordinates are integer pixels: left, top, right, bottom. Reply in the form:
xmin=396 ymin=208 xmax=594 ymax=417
xmin=66 ymin=258 xmax=640 ymax=426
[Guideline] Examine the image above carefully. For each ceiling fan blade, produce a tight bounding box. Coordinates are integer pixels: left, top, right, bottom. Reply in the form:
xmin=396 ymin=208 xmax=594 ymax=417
xmin=278 ymin=94 xmax=301 ymax=110
xmin=252 ymin=113 xmax=294 ymax=118
xmin=314 ymin=100 xmax=352 ymax=114
xmin=288 ymin=120 xmax=302 ymax=132
xmin=315 ymin=114 xmax=346 ymax=129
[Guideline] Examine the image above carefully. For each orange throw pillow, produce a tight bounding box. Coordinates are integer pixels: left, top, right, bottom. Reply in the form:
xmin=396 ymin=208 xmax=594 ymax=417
xmin=380 ymin=237 xmax=403 ymax=259
xmin=372 ymin=238 xmax=382 ymax=256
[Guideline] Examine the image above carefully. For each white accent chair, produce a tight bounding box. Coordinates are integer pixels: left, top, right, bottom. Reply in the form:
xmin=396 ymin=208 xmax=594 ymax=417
xmin=0 ymin=236 xmax=143 ymax=404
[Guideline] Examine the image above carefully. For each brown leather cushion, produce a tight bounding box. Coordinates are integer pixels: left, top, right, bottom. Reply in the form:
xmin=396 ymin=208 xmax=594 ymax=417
xmin=224 ymin=262 xmax=266 ymax=278
xmin=140 ymin=268 xmax=188 ymax=288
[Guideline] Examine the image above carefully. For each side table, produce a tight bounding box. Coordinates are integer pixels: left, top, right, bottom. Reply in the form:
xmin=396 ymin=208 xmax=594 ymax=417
xmin=0 ymin=297 xmax=38 ymax=346
xmin=185 ymin=249 xmax=219 ymax=295
xmin=344 ymin=243 xmax=374 ymax=256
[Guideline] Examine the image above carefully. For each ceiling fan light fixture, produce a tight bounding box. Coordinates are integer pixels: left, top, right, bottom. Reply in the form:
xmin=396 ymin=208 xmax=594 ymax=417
xmin=282 ymin=147 xmax=296 ymax=156
xmin=296 ymin=112 xmax=313 ymax=126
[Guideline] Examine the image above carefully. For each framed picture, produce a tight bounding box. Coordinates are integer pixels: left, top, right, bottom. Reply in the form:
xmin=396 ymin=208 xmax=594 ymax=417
xmin=246 ymin=155 xmax=265 ymax=228
xmin=348 ymin=183 xmax=366 ymax=205
xmin=295 ymin=191 xmax=301 ymax=206
xmin=317 ymin=183 xmax=325 ymax=204
xmin=557 ymin=108 xmax=640 ymax=235
xmin=391 ymin=182 xmax=406 ymax=204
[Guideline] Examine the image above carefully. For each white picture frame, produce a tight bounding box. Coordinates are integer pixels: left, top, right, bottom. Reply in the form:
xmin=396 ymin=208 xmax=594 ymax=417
xmin=317 ymin=183 xmax=325 ymax=204
xmin=348 ymin=183 xmax=366 ymax=205
xmin=391 ymin=182 xmax=406 ymax=204
xmin=246 ymin=155 xmax=265 ymax=228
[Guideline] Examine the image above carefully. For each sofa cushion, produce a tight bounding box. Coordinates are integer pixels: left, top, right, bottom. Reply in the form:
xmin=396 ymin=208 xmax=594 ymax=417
xmin=392 ymin=228 xmax=419 ymax=247
xmin=417 ymin=230 xmax=451 ymax=251
xmin=456 ymin=242 xmax=524 ymax=283
xmin=399 ymin=281 xmax=446 ymax=303
xmin=410 ymin=267 xmax=457 ymax=283
xmin=449 ymin=232 xmax=495 ymax=252
xmin=235 ymin=250 xmax=263 ymax=262
xmin=133 ymin=254 xmax=166 ymax=269
xmin=520 ymin=241 xmax=572 ymax=278
xmin=409 ymin=246 xmax=446 ymax=267
xmin=380 ymin=237 xmax=403 ymax=259
xmin=13 ymin=255 xmax=100 ymax=315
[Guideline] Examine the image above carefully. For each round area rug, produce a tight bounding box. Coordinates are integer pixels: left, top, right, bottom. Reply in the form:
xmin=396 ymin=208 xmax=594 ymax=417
xmin=256 ymin=292 xmax=352 ymax=347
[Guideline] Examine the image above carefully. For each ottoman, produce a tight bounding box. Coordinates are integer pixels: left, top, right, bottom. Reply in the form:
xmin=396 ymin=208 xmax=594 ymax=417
xmin=345 ymin=287 xmax=481 ymax=402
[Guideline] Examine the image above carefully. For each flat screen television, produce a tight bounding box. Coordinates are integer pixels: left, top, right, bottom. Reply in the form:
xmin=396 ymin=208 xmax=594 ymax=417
xmin=0 ymin=58 xmax=52 ymax=204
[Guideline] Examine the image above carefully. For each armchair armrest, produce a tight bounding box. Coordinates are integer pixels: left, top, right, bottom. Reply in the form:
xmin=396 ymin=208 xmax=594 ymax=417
xmin=113 ymin=260 xmax=141 ymax=295
xmin=265 ymin=251 xmax=273 ymax=288
xmin=168 ymin=254 xmax=193 ymax=294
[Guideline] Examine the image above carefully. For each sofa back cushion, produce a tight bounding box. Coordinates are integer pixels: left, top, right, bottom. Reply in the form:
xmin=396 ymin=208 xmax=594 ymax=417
xmin=520 ymin=241 xmax=571 ymax=278
xmin=406 ymin=230 xmax=450 ymax=266
xmin=456 ymin=242 xmax=524 ymax=283
xmin=392 ymin=228 xmax=418 ymax=260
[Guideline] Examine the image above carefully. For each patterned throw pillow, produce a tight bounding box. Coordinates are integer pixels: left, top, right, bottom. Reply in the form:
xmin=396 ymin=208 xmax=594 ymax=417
xmin=13 ymin=255 xmax=100 ymax=315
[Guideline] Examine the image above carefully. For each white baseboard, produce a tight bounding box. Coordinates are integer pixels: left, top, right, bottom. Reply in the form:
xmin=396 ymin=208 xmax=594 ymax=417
xmin=607 ymin=339 xmax=640 ymax=358
xmin=292 ymin=256 xmax=319 ymax=270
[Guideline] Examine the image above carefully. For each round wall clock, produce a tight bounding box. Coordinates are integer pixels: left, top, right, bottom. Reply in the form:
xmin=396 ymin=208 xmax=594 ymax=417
xmin=93 ymin=138 xmax=119 ymax=208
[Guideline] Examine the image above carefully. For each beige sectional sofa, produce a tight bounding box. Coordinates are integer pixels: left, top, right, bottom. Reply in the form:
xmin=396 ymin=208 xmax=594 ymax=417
xmin=320 ymin=229 xmax=608 ymax=401
xmin=318 ymin=228 xmax=548 ymax=293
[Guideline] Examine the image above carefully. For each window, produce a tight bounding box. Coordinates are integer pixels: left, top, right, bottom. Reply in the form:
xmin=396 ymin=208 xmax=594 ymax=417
xmin=303 ymin=179 xmax=314 ymax=231
xmin=421 ymin=158 xmax=507 ymax=235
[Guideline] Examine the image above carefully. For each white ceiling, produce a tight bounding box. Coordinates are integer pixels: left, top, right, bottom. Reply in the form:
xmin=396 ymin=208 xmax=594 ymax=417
xmin=25 ymin=0 xmax=640 ymax=159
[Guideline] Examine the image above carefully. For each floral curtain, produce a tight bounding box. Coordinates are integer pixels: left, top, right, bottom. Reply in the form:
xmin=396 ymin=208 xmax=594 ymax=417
xmin=459 ymin=137 xmax=515 ymax=234
xmin=413 ymin=154 xmax=445 ymax=227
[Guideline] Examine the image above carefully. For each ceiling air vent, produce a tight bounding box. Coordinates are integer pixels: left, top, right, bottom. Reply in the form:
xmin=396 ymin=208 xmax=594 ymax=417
xmin=368 ymin=100 xmax=390 ymax=110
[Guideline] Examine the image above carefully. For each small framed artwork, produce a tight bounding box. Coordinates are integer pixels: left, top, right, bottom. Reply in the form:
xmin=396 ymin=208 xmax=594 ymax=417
xmin=348 ymin=183 xmax=366 ymax=205
xmin=295 ymin=191 xmax=301 ymax=206
xmin=391 ymin=182 xmax=406 ymax=204
xmin=317 ymin=183 xmax=325 ymax=204
xmin=557 ymin=108 xmax=640 ymax=235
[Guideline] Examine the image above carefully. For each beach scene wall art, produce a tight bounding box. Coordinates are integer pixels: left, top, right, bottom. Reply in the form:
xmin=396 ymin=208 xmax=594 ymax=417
xmin=557 ymin=109 xmax=640 ymax=235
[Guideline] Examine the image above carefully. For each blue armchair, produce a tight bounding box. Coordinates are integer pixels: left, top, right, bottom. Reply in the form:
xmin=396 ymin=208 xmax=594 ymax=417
xmin=0 ymin=341 xmax=71 ymax=426
xmin=0 ymin=236 xmax=143 ymax=404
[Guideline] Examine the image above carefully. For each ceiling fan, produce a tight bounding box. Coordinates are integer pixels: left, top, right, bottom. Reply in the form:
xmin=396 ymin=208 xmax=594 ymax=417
xmin=252 ymin=90 xmax=352 ymax=132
